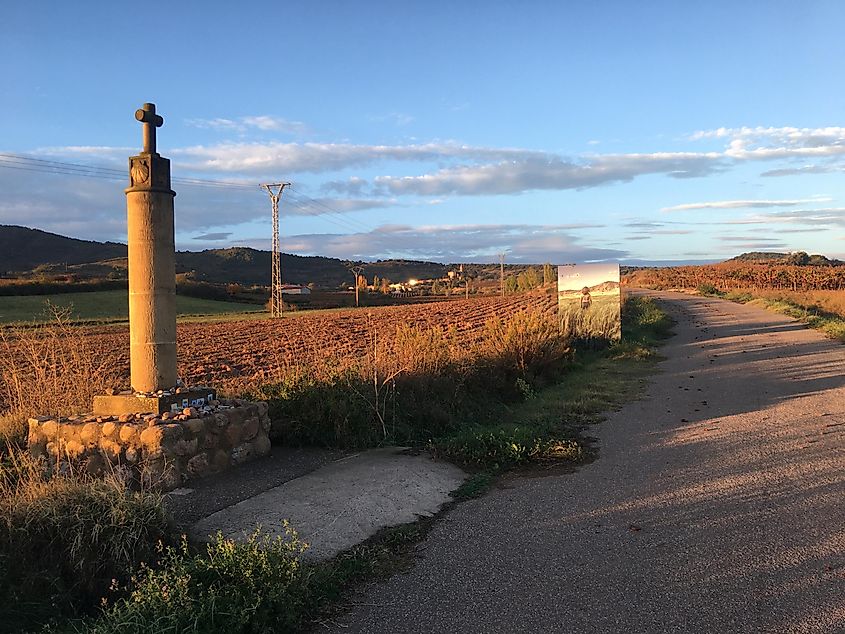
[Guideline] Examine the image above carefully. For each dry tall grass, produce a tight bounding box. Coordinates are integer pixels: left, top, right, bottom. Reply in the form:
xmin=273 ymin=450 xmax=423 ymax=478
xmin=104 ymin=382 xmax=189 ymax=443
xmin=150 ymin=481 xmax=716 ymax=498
xmin=0 ymin=304 xmax=119 ymax=444
xmin=558 ymin=295 xmax=622 ymax=341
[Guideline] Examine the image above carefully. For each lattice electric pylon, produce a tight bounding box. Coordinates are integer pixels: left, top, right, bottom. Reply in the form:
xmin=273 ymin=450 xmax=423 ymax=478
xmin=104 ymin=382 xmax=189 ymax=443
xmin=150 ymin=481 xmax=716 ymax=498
xmin=260 ymin=182 xmax=291 ymax=318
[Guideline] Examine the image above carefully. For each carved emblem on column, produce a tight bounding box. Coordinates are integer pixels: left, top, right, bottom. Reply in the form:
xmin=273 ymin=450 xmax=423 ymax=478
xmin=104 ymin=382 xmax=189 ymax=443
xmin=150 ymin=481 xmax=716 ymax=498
xmin=130 ymin=158 xmax=150 ymax=186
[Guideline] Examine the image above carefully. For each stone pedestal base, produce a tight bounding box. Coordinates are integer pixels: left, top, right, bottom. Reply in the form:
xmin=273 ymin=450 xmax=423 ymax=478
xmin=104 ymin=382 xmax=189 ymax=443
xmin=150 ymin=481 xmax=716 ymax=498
xmin=27 ymin=399 xmax=270 ymax=491
xmin=93 ymin=389 xmax=217 ymax=416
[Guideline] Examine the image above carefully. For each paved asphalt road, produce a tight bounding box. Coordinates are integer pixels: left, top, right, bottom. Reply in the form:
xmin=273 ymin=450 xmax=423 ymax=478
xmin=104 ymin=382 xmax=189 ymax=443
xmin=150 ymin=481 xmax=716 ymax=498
xmin=329 ymin=291 xmax=845 ymax=634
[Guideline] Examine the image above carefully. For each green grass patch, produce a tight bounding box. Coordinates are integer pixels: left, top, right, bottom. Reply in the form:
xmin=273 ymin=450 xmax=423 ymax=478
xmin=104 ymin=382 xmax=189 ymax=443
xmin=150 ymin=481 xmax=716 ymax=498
xmin=717 ymin=291 xmax=845 ymax=342
xmin=434 ymin=422 xmax=583 ymax=471
xmin=450 ymin=471 xmax=495 ymax=500
xmin=0 ymin=290 xmax=262 ymax=324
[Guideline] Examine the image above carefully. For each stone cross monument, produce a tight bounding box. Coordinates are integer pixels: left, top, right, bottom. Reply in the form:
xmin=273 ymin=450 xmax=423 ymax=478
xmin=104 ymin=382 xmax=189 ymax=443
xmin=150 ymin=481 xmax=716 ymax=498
xmin=93 ymin=103 xmax=214 ymax=415
xmin=126 ymin=102 xmax=178 ymax=393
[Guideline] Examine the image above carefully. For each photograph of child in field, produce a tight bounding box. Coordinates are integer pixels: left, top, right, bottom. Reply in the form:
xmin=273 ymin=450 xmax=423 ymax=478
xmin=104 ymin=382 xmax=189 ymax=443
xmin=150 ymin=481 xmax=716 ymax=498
xmin=558 ymin=263 xmax=621 ymax=340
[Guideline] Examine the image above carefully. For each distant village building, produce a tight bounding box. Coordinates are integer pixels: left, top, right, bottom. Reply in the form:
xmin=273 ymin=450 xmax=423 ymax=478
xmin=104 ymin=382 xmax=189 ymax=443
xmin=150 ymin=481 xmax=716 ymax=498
xmin=279 ymin=284 xmax=311 ymax=295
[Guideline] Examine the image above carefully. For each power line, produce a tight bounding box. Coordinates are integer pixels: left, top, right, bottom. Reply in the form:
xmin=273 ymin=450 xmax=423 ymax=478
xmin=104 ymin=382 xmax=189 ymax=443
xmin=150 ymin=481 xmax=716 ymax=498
xmin=0 ymin=152 xmax=256 ymax=190
xmin=0 ymin=152 xmax=378 ymax=235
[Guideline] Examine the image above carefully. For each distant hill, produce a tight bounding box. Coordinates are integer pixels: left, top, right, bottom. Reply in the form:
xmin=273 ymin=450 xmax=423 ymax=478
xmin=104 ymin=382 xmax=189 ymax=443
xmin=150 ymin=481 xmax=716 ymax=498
xmin=0 ymin=226 xmax=448 ymax=288
xmin=176 ymin=248 xmax=447 ymax=288
xmin=728 ymin=251 xmax=843 ymax=266
xmin=0 ymin=225 xmax=126 ymax=273
xmin=727 ymin=252 xmax=789 ymax=263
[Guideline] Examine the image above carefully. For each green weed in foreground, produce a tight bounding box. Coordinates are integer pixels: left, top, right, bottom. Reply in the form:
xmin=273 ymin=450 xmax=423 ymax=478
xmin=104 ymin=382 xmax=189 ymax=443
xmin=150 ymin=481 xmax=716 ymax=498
xmin=88 ymin=528 xmax=309 ymax=634
xmin=85 ymin=521 xmax=429 ymax=634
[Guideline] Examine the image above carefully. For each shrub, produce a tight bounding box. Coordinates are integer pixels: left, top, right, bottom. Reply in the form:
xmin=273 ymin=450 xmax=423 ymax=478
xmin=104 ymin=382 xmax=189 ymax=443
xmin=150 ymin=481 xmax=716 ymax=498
xmin=481 ymin=310 xmax=569 ymax=381
xmin=89 ymin=527 xmax=309 ymax=634
xmin=248 ymin=367 xmax=377 ymax=448
xmin=696 ymin=283 xmax=722 ymax=296
xmin=0 ymin=451 xmax=168 ymax=629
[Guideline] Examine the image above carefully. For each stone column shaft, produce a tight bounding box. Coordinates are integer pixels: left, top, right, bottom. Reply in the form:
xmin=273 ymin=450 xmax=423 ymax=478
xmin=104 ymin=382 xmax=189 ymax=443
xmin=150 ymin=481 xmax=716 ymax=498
xmin=126 ymin=151 xmax=177 ymax=392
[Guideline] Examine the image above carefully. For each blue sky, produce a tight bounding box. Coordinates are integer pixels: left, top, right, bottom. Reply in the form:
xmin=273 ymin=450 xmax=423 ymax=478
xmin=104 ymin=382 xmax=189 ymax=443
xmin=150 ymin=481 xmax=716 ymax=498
xmin=2 ymin=1 xmax=844 ymax=263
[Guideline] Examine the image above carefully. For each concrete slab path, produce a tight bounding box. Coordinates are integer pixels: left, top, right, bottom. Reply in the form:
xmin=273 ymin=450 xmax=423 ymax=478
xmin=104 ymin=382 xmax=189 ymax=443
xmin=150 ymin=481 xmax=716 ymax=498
xmin=329 ymin=291 xmax=845 ymax=633
xmin=190 ymin=447 xmax=465 ymax=560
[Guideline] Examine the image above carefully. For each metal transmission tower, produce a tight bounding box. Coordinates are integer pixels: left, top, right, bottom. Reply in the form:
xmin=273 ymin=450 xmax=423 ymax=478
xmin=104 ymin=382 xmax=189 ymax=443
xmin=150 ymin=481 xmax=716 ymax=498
xmin=348 ymin=263 xmax=365 ymax=307
xmin=498 ymin=251 xmax=507 ymax=297
xmin=260 ymin=182 xmax=291 ymax=317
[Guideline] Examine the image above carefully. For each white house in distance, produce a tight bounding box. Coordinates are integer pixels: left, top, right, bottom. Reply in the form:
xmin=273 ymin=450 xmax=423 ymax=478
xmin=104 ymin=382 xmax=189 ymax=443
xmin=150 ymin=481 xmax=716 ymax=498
xmin=280 ymin=284 xmax=311 ymax=295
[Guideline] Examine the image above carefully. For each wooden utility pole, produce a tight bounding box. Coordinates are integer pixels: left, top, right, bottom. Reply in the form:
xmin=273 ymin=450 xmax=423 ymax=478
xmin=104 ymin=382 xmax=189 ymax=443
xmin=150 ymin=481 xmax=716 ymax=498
xmin=260 ymin=182 xmax=291 ymax=317
xmin=498 ymin=252 xmax=506 ymax=297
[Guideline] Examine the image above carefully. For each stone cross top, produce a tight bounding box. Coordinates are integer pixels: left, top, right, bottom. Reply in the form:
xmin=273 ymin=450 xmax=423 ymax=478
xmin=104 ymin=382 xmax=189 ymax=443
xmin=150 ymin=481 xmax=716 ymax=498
xmin=125 ymin=102 xmax=177 ymax=394
xmin=135 ymin=103 xmax=163 ymax=154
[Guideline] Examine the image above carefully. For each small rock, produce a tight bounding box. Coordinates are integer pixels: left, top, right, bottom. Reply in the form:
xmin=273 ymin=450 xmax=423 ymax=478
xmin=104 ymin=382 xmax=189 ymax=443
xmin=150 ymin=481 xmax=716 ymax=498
xmin=231 ymin=443 xmax=252 ymax=465
xmin=252 ymin=434 xmax=271 ymax=457
xmin=187 ymin=453 xmax=210 ymax=477
xmin=119 ymin=425 xmax=138 ymax=443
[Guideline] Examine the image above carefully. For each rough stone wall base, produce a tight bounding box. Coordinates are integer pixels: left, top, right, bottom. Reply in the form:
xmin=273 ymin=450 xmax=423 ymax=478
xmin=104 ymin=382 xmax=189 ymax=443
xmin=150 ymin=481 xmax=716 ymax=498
xmin=27 ymin=399 xmax=271 ymax=491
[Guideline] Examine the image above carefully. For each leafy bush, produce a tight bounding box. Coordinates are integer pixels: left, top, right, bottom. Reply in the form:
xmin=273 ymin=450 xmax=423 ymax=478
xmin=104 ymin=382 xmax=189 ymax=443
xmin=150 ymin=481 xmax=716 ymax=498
xmin=89 ymin=527 xmax=309 ymax=634
xmin=0 ymin=451 xmax=168 ymax=630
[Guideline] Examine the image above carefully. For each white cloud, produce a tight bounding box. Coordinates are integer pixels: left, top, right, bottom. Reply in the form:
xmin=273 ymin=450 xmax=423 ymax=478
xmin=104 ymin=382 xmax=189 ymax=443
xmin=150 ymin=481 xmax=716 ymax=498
xmin=661 ymin=197 xmax=832 ymax=212
xmin=374 ymin=152 xmax=724 ymax=197
xmin=321 ymin=176 xmax=368 ymax=196
xmin=186 ymin=115 xmax=308 ymax=135
xmin=171 ymin=141 xmax=547 ymax=174
xmin=278 ymin=223 xmax=620 ymax=263
xmin=761 ymin=165 xmax=844 ymax=177
xmin=285 ymin=195 xmax=396 ymax=215
xmin=0 ymin=165 xmax=396 ymax=246
xmin=371 ymin=112 xmax=415 ymax=126
xmin=691 ymin=126 xmax=845 ymax=161
xmin=192 ymin=232 xmax=232 ymax=241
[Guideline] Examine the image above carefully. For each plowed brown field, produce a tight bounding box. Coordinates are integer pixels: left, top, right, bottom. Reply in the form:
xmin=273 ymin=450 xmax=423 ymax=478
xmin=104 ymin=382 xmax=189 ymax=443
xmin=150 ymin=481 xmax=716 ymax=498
xmin=62 ymin=291 xmax=555 ymax=390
